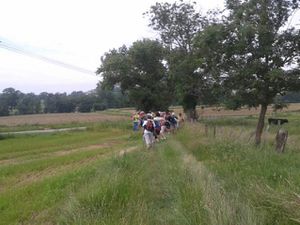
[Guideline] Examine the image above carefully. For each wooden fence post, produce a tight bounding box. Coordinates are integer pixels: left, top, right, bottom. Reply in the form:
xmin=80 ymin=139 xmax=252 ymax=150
xmin=213 ymin=125 xmax=216 ymax=138
xmin=275 ymin=128 xmax=288 ymax=153
xmin=205 ymin=124 xmax=208 ymax=136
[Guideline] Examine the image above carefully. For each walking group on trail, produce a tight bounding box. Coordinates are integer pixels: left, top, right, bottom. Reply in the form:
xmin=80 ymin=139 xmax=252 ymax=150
xmin=131 ymin=110 xmax=184 ymax=149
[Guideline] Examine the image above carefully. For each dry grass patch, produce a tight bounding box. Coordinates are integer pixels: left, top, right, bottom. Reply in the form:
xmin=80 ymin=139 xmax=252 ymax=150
xmin=171 ymin=103 xmax=300 ymax=118
xmin=0 ymin=112 xmax=128 ymax=126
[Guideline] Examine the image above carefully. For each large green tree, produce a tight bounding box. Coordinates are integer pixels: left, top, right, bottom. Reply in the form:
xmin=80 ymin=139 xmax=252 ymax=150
xmin=96 ymin=39 xmax=172 ymax=112
xmin=197 ymin=0 xmax=300 ymax=145
xmin=145 ymin=1 xmax=210 ymax=119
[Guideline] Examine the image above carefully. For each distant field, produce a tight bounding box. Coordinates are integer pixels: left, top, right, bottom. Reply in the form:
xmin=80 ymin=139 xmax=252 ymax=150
xmin=0 ymin=112 xmax=129 ymax=127
xmin=198 ymin=103 xmax=300 ymax=118
xmin=170 ymin=103 xmax=300 ymax=119
xmin=1 ymin=103 xmax=299 ymax=128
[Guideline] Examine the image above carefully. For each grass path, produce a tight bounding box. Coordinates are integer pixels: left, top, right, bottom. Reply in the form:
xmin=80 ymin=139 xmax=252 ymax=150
xmin=58 ymin=135 xmax=259 ymax=225
xmin=55 ymin=140 xmax=208 ymax=225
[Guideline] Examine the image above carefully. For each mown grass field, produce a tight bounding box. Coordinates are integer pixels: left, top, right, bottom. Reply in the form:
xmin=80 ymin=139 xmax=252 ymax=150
xmin=0 ymin=109 xmax=299 ymax=224
xmin=0 ymin=109 xmax=132 ymax=133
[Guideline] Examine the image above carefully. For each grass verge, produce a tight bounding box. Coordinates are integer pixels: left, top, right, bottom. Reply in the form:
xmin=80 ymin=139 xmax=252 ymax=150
xmin=176 ymin=119 xmax=300 ymax=225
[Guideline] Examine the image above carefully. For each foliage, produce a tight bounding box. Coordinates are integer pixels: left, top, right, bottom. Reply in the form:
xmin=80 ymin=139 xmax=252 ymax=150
xmin=97 ymin=39 xmax=172 ymax=112
xmin=145 ymin=1 xmax=215 ymax=118
xmin=195 ymin=0 xmax=300 ymax=144
xmin=0 ymin=87 xmax=130 ymax=116
xmin=0 ymin=99 xmax=9 ymax=116
xmin=1 ymin=88 xmax=21 ymax=111
xmin=95 ymin=85 xmax=131 ymax=110
xmin=272 ymin=96 xmax=289 ymax=112
xmin=145 ymin=0 xmax=204 ymax=51
xmin=17 ymin=93 xmax=41 ymax=114
xmin=0 ymin=88 xmax=21 ymax=116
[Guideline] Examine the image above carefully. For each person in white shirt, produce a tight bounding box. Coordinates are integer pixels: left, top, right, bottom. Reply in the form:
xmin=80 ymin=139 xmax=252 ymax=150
xmin=142 ymin=114 xmax=156 ymax=149
xmin=153 ymin=112 xmax=165 ymax=141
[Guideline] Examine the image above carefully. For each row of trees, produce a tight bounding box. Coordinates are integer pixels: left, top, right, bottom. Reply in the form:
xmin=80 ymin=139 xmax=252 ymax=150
xmin=97 ymin=0 xmax=300 ymax=145
xmin=0 ymin=87 xmax=131 ymax=116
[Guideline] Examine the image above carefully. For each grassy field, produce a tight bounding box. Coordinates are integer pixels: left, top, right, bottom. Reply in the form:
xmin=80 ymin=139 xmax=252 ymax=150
xmin=0 ymin=111 xmax=129 ymax=133
xmin=0 ymin=110 xmax=299 ymax=224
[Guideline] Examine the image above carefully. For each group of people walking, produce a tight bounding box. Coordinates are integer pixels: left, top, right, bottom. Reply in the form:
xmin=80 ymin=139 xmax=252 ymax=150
xmin=131 ymin=110 xmax=184 ymax=149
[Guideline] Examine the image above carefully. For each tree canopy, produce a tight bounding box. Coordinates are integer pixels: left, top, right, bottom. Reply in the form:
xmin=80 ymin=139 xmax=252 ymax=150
xmin=196 ymin=0 xmax=300 ymax=144
xmin=97 ymin=39 xmax=172 ymax=112
xmin=145 ymin=1 xmax=208 ymax=119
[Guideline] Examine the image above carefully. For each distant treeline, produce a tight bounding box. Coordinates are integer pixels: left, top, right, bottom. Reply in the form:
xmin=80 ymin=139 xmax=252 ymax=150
xmin=0 ymin=86 xmax=299 ymax=117
xmin=0 ymin=86 xmax=132 ymax=116
xmin=280 ymin=92 xmax=300 ymax=103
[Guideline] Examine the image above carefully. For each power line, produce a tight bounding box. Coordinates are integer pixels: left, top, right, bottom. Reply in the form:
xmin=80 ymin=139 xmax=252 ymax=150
xmin=0 ymin=40 xmax=96 ymax=76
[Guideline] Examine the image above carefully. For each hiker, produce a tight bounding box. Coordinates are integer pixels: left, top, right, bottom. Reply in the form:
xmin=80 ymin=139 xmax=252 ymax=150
xmin=132 ymin=111 xmax=140 ymax=131
xmin=164 ymin=112 xmax=172 ymax=134
xmin=142 ymin=114 xmax=156 ymax=149
xmin=157 ymin=112 xmax=167 ymax=140
xmin=139 ymin=111 xmax=146 ymax=128
xmin=171 ymin=112 xmax=178 ymax=129
xmin=178 ymin=112 xmax=185 ymax=128
xmin=165 ymin=111 xmax=177 ymax=133
xmin=153 ymin=112 xmax=163 ymax=141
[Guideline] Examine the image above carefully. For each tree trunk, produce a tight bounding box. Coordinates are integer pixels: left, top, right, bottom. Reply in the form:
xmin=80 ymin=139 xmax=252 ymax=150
xmin=255 ymin=104 xmax=268 ymax=145
xmin=182 ymin=94 xmax=198 ymax=122
xmin=184 ymin=107 xmax=198 ymax=122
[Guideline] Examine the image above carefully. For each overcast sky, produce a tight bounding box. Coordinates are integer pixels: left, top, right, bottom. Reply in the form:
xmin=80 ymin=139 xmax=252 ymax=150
xmin=0 ymin=0 xmax=225 ymax=94
xmin=0 ymin=0 xmax=298 ymax=94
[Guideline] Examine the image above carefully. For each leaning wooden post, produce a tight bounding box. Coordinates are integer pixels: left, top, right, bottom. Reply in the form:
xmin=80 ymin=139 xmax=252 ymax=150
xmin=275 ymin=128 xmax=288 ymax=153
xmin=213 ymin=125 xmax=216 ymax=138
xmin=205 ymin=124 xmax=208 ymax=136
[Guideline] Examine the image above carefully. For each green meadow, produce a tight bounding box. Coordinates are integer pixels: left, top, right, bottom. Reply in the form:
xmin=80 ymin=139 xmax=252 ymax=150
xmin=0 ymin=113 xmax=299 ymax=225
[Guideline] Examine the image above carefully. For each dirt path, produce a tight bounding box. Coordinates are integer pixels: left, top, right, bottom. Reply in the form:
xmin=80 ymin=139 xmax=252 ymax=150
xmin=0 ymin=127 xmax=87 ymax=135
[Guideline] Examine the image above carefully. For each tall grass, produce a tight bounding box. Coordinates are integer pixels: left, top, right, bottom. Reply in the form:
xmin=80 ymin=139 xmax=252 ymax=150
xmin=177 ymin=115 xmax=300 ymax=225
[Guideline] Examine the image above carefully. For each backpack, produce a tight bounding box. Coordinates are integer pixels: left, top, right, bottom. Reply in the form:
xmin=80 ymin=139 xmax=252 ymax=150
xmin=154 ymin=120 xmax=161 ymax=129
xmin=145 ymin=120 xmax=154 ymax=132
xmin=170 ymin=116 xmax=177 ymax=125
xmin=164 ymin=121 xmax=171 ymax=129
